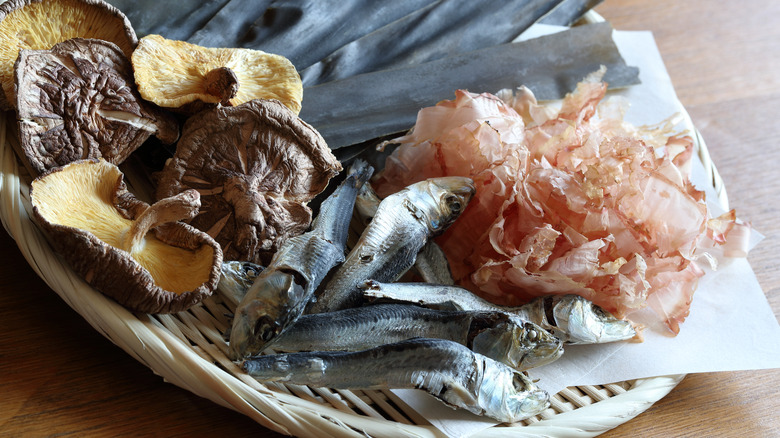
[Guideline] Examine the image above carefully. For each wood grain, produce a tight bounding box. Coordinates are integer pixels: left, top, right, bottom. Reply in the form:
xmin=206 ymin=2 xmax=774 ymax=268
xmin=596 ymin=1 xmax=780 ymax=436
xmin=1 ymin=0 xmax=778 ymax=436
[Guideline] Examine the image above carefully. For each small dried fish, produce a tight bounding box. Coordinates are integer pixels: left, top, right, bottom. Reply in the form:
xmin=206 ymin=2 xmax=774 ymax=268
xmin=241 ymin=338 xmax=550 ymax=423
xmin=216 ymin=261 xmax=264 ymax=309
xmin=355 ymin=182 xmax=455 ymax=284
xmin=307 ymin=177 xmax=475 ymax=313
xmin=354 ymin=181 xmax=381 ymax=226
xmin=412 ymin=240 xmax=455 ymax=285
xmin=229 ymin=160 xmax=374 ymax=359
xmin=273 ymin=303 xmax=562 ymax=371
xmin=361 ymin=281 xmax=636 ymax=344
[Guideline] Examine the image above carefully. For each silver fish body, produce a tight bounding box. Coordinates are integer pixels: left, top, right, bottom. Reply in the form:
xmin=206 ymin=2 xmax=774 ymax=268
xmin=412 ymin=240 xmax=455 ymax=284
xmin=272 ymin=303 xmax=562 ymax=370
xmin=241 ymin=338 xmax=549 ymax=423
xmin=354 ymin=182 xmax=381 ymax=227
xmin=355 ymin=183 xmax=455 ymax=284
xmin=518 ymin=295 xmax=637 ymax=345
xmin=360 ymin=281 xmax=636 ymax=344
xmin=307 ymin=177 xmax=475 ymax=313
xmin=217 ymin=261 xmax=264 ymax=309
xmin=229 ymin=160 xmax=374 ymax=359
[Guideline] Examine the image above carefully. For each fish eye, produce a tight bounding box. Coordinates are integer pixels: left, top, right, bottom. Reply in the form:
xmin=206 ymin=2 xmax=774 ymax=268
xmin=253 ymin=315 xmax=278 ymax=341
xmin=445 ymin=195 xmax=462 ymax=212
xmin=527 ymin=330 xmax=538 ymax=341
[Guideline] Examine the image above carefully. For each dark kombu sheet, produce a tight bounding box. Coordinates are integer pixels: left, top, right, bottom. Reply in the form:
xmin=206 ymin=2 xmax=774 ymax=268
xmin=108 ymin=0 xmax=637 ymax=153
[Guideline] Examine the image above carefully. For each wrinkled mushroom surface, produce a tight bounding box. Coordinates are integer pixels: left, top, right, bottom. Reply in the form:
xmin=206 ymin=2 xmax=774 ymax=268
xmin=0 ymin=0 xmax=137 ymax=110
xmin=15 ymin=38 xmax=179 ymax=175
xmin=132 ymin=34 xmax=303 ymax=115
xmin=156 ymin=99 xmax=341 ymax=265
xmin=30 ymin=159 xmax=222 ymax=314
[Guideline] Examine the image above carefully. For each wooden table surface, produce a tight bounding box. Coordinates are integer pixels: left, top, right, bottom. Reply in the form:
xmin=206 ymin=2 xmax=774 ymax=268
xmin=1 ymin=0 xmax=778 ymax=436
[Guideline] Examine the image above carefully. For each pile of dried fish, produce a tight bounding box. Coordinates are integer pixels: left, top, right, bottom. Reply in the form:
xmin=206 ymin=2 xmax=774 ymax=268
xmin=242 ymin=338 xmax=551 ymax=424
xmin=229 ymin=160 xmax=373 ymax=359
xmin=222 ymin=160 xmax=637 ymax=422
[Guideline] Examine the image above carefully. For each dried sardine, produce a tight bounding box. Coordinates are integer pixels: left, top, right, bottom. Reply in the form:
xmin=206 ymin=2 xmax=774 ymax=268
xmin=241 ymin=338 xmax=550 ymax=423
xmin=216 ymin=261 xmax=264 ymax=309
xmin=273 ymin=303 xmax=562 ymax=370
xmin=307 ymin=177 xmax=475 ymax=313
xmin=355 ymin=182 xmax=455 ymax=284
xmin=229 ymin=160 xmax=374 ymax=359
xmin=413 ymin=241 xmax=455 ymax=285
xmin=354 ymin=181 xmax=381 ymax=226
xmin=361 ymin=281 xmax=636 ymax=344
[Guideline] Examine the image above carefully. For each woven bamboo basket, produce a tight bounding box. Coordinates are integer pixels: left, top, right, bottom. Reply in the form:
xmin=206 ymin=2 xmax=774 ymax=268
xmin=0 ymin=108 xmax=724 ymax=438
xmin=0 ymin=13 xmax=728 ymax=437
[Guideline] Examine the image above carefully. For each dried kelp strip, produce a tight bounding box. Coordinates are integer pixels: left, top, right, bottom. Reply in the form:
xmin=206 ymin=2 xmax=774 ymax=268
xmin=106 ymin=0 xmax=232 ymax=40
xmin=189 ymin=0 xmax=437 ymax=70
xmin=300 ymin=22 xmax=639 ymax=150
xmin=109 ymin=0 xmax=567 ymax=77
xmin=540 ymin=0 xmax=604 ymax=26
xmin=300 ymin=0 xmax=565 ymax=86
xmin=109 ymin=0 xmax=437 ymax=70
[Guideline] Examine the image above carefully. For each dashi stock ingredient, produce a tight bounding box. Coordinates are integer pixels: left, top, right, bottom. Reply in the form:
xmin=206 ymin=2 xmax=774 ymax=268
xmin=155 ymin=99 xmax=341 ymax=265
xmin=30 ymin=159 xmax=222 ymax=313
xmin=15 ymin=38 xmax=178 ymax=175
xmin=132 ymin=34 xmax=303 ymax=114
xmin=374 ymin=70 xmax=751 ymax=334
xmin=0 ymin=0 xmax=137 ymax=109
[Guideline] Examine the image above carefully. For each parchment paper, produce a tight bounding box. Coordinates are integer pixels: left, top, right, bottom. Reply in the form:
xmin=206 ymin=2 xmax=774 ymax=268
xmin=392 ymin=27 xmax=780 ymax=438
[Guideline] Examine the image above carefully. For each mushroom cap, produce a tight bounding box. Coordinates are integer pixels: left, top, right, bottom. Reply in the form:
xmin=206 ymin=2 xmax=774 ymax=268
xmin=15 ymin=38 xmax=179 ymax=176
xmin=132 ymin=34 xmax=303 ymax=115
xmin=156 ymin=99 xmax=342 ymax=265
xmin=30 ymin=159 xmax=223 ymax=314
xmin=0 ymin=0 xmax=137 ymax=110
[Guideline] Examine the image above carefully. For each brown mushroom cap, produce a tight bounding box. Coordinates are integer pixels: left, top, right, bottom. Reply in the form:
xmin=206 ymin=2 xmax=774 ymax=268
xmin=156 ymin=99 xmax=342 ymax=265
xmin=30 ymin=159 xmax=222 ymax=314
xmin=0 ymin=0 xmax=137 ymax=110
xmin=15 ymin=38 xmax=179 ymax=176
xmin=132 ymin=34 xmax=303 ymax=115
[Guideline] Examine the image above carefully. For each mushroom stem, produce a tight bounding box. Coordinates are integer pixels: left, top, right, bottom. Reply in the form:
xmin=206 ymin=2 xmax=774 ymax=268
xmin=125 ymin=189 xmax=201 ymax=253
xmin=204 ymin=67 xmax=239 ymax=105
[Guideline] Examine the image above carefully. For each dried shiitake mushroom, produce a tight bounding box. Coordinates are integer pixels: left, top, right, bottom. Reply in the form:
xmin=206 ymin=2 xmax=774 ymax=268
xmin=30 ymin=159 xmax=222 ymax=314
xmin=132 ymin=34 xmax=303 ymax=115
xmin=156 ymin=99 xmax=341 ymax=265
xmin=0 ymin=0 xmax=137 ymax=110
xmin=15 ymin=38 xmax=179 ymax=175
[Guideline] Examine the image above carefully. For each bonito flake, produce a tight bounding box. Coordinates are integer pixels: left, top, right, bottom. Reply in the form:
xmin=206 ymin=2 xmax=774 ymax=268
xmin=373 ymin=69 xmax=750 ymax=334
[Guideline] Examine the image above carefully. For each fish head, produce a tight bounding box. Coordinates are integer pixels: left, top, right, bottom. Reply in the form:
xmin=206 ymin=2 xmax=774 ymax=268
xmin=519 ymin=321 xmax=564 ymax=368
xmin=554 ymin=295 xmax=637 ymax=344
xmin=355 ymin=182 xmax=381 ymax=222
xmin=228 ymin=270 xmax=305 ymax=360
xmin=470 ymin=315 xmax=563 ymax=371
xmin=507 ymin=371 xmax=550 ymax=420
xmin=217 ymin=261 xmax=264 ymax=304
xmin=477 ymin=360 xmax=550 ymax=422
xmin=419 ymin=176 xmax=475 ymax=233
xmin=501 ymin=320 xmax=563 ymax=370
